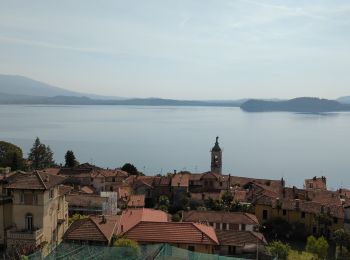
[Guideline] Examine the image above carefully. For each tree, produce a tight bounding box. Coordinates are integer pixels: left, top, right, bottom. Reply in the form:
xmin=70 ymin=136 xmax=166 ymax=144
xmin=159 ymin=195 xmax=170 ymax=207
xmin=263 ymin=217 xmax=292 ymax=240
xmin=172 ymin=213 xmax=181 ymax=222
xmin=221 ymin=190 xmax=234 ymax=210
xmin=68 ymin=213 xmax=88 ymax=225
xmin=332 ymin=229 xmax=350 ymax=257
xmin=306 ymin=235 xmax=329 ymax=259
xmin=28 ymin=137 xmax=55 ymax=169
xmin=0 ymin=141 xmax=24 ymax=170
xmin=267 ymin=241 xmax=291 ymax=260
xmin=315 ymin=213 xmax=333 ymax=236
xmin=121 ymin=163 xmax=139 ymax=176
xmin=65 ymin=150 xmax=78 ymax=167
xmin=159 ymin=205 xmax=168 ymax=212
xmin=113 ymin=238 xmax=140 ymax=257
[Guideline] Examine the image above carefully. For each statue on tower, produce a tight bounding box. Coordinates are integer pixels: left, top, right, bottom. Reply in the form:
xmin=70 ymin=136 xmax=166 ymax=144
xmin=211 ymin=136 xmax=222 ymax=174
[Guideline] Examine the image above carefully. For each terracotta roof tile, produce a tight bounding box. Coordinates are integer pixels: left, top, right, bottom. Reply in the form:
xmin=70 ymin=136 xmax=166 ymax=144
xmin=171 ymin=173 xmax=189 ymax=187
xmin=126 ymin=221 xmax=219 ymax=245
xmin=58 ymin=185 xmax=73 ymax=196
xmin=64 ymin=215 xmax=120 ymax=243
xmin=80 ymin=185 xmax=95 ymax=194
xmin=127 ymin=194 xmax=145 ymax=208
xmin=6 ymin=171 xmax=65 ymax=190
xmin=183 ymin=211 xmax=259 ymax=225
xmin=216 ymin=230 xmax=267 ymax=246
xmin=117 ymin=208 xmax=168 ymax=235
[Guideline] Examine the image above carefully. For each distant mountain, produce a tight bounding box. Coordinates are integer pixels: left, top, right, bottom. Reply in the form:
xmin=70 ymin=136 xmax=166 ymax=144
xmin=0 ymin=74 xmax=123 ymax=100
xmin=0 ymin=94 xmax=242 ymax=106
xmin=337 ymin=96 xmax=350 ymax=104
xmin=240 ymin=97 xmax=350 ymax=113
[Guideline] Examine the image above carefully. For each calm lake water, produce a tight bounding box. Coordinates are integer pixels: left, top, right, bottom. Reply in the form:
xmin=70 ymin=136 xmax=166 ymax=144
xmin=1 ymin=105 xmax=350 ymax=189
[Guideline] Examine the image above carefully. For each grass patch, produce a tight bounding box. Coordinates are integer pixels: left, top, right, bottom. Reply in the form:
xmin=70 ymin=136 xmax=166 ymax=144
xmin=288 ymin=250 xmax=314 ymax=260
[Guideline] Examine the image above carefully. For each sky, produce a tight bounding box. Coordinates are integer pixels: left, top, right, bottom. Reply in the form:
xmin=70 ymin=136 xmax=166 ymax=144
xmin=0 ymin=0 xmax=350 ymax=100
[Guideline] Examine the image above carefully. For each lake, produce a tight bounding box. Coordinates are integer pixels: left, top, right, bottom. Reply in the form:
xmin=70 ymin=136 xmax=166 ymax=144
xmin=1 ymin=105 xmax=349 ymax=189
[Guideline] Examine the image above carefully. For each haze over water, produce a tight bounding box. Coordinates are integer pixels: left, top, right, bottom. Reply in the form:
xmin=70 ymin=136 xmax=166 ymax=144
xmin=1 ymin=105 xmax=350 ymax=189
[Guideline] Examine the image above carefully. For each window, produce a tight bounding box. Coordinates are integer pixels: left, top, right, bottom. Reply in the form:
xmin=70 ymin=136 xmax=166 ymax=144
xmin=20 ymin=191 xmax=24 ymax=203
xmin=209 ymin=222 xmax=214 ymax=227
xmin=112 ymin=177 xmax=116 ymax=182
xmin=228 ymin=246 xmax=236 ymax=255
xmin=263 ymin=210 xmax=268 ymax=220
xmin=333 ymin=217 xmax=338 ymax=224
xmin=241 ymin=224 xmax=246 ymax=231
xmin=283 ymin=209 xmax=287 ymax=216
xmin=222 ymin=223 xmax=227 ymax=230
xmin=229 ymin=223 xmax=239 ymax=230
xmin=33 ymin=194 xmax=38 ymax=204
xmin=49 ymin=189 xmax=54 ymax=199
xmin=219 ymin=182 xmax=222 ymax=187
xmin=301 ymin=212 xmax=306 ymax=219
xmin=25 ymin=213 xmax=33 ymax=231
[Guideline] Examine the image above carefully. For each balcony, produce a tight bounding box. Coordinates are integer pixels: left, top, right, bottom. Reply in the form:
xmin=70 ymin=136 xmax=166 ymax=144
xmin=7 ymin=227 xmax=43 ymax=241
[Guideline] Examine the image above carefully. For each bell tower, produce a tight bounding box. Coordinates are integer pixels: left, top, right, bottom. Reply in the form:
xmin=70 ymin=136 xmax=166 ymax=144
xmin=211 ymin=136 xmax=222 ymax=174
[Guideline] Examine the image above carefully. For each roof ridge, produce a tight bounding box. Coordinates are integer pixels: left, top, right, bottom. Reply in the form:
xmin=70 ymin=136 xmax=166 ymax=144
xmin=36 ymin=171 xmax=48 ymax=190
xmin=192 ymin=222 xmax=219 ymax=245
xmin=243 ymin=212 xmax=258 ymax=223
xmin=89 ymin=217 xmax=109 ymax=242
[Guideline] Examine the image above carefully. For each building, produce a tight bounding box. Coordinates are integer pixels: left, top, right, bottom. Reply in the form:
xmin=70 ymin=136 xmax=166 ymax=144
xmin=117 ymin=208 xmax=218 ymax=254
xmin=65 ymin=193 xmax=108 ymax=216
xmin=182 ymin=210 xmax=266 ymax=256
xmin=254 ymin=196 xmax=345 ymax=237
xmin=91 ymin=169 xmax=128 ymax=193
xmin=63 ymin=215 xmax=120 ymax=246
xmin=125 ymin=221 xmax=219 ymax=254
xmin=211 ymin=137 xmax=222 ymax=175
xmin=127 ymin=194 xmax=145 ymax=208
xmin=0 ymin=171 xmax=69 ymax=250
xmin=305 ymin=176 xmax=327 ymax=191
xmin=182 ymin=211 xmax=259 ymax=232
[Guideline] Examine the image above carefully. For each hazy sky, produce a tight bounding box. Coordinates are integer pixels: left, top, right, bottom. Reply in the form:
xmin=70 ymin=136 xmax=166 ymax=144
xmin=1 ymin=0 xmax=350 ymax=99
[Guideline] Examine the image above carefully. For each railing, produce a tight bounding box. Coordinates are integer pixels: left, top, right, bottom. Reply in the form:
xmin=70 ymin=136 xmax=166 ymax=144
xmin=7 ymin=227 xmax=43 ymax=240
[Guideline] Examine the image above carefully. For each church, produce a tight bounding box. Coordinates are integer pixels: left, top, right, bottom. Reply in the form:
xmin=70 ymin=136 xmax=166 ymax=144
xmin=211 ymin=136 xmax=222 ymax=174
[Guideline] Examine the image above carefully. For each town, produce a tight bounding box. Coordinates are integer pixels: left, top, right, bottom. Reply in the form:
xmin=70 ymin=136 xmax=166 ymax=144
xmin=0 ymin=137 xmax=349 ymax=259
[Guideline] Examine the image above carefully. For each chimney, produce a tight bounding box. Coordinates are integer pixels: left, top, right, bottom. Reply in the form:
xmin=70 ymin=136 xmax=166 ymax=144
xmin=174 ymin=170 xmax=177 ymax=175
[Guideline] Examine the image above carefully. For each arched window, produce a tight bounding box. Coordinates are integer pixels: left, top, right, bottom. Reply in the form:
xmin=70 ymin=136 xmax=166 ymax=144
xmin=25 ymin=213 xmax=33 ymax=231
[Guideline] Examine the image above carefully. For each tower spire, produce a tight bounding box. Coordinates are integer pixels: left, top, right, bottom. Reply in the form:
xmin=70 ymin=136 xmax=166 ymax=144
xmin=211 ymin=136 xmax=222 ymax=174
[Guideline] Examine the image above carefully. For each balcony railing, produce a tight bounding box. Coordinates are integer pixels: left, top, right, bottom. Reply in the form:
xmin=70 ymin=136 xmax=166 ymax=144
xmin=7 ymin=227 xmax=43 ymax=241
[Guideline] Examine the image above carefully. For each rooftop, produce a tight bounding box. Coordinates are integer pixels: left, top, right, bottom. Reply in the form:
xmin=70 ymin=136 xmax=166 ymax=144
xmin=183 ymin=211 xmax=259 ymax=225
xmin=5 ymin=171 xmax=66 ymax=190
xmin=125 ymin=221 xmax=219 ymax=245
